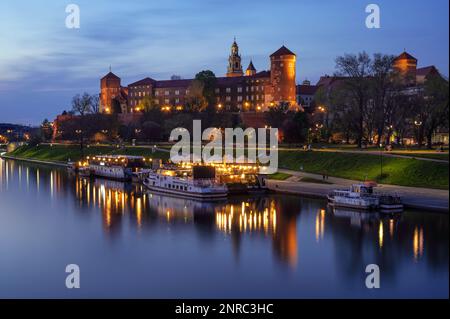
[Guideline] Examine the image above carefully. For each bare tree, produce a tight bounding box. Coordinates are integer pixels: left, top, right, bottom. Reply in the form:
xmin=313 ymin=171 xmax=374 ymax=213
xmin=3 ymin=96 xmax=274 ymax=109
xmin=421 ymin=76 xmax=449 ymax=148
xmin=90 ymin=94 xmax=100 ymax=114
xmin=335 ymin=52 xmax=372 ymax=148
xmin=71 ymin=93 xmax=92 ymax=116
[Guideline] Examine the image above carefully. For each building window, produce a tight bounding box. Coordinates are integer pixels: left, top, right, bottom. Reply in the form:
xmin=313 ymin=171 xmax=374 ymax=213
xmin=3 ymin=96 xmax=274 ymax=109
xmin=215 ymin=88 xmax=220 ymax=94
xmin=237 ymin=96 xmax=242 ymax=102
xmin=165 ymin=99 xmax=170 ymax=104
xmin=226 ymin=88 xmax=231 ymax=93
xmin=175 ymin=90 xmax=180 ymax=95
xmin=175 ymin=98 xmax=180 ymax=104
xmin=237 ymin=87 xmax=242 ymax=93
xmin=226 ymin=96 xmax=231 ymax=102
xmin=155 ymin=91 xmax=159 ymax=96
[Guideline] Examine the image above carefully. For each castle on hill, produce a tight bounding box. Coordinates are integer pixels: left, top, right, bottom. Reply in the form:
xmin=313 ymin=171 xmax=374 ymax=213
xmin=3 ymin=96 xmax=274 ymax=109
xmin=99 ymin=39 xmax=298 ymax=114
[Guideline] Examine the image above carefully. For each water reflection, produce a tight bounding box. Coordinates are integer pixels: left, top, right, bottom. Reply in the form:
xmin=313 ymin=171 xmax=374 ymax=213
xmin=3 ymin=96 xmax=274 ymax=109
xmin=0 ymin=158 xmax=448 ymax=297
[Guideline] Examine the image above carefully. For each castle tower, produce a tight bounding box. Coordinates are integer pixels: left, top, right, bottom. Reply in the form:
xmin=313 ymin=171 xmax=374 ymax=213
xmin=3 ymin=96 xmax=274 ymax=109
xmin=270 ymin=46 xmax=297 ymax=107
xmin=226 ymin=38 xmax=243 ymax=77
xmin=100 ymin=71 xmax=121 ymax=113
xmin=245 ymin=60 xmax=256 ymax=76
xmin=393 ymin=51 xmax=417 ymax=84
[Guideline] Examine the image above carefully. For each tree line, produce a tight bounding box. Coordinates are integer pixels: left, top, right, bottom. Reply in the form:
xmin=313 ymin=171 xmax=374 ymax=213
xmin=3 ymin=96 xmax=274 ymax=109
xmin=315 ymin=52 xmax=449 ymax=149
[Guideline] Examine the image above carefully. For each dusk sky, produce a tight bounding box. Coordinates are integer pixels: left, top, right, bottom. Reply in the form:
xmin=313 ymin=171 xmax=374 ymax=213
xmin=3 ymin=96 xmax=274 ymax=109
xmin=0 ymin=0 xmax=448 ymax=125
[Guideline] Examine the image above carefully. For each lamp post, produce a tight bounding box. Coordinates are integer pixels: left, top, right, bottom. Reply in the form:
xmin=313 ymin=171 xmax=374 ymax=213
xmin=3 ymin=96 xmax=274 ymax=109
xmin=379 ymin=143 xmax=383 ymax=181
xmin=414 ymin=120 xmax=423 ymax=147
xmin=75 ymin=129 xmax=83 ymax=157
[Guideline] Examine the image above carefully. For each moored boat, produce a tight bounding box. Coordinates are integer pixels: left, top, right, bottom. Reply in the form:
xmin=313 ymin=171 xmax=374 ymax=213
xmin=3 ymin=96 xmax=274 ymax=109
xmin=143 ymin=165 xmax=228 ymax=201
xmin=71 ymin=155 xmax=150 ymax=181
xmin=328 ymin=183 xmax=403 ymax=212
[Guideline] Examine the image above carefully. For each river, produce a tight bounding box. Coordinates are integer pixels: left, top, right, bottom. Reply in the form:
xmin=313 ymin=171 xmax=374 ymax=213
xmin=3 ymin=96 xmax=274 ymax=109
xmin=0 ymin=158 xmax=448 ymax=298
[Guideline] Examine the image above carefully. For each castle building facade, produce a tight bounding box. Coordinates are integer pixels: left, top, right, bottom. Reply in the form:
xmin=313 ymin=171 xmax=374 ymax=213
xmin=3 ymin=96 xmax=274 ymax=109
xmin=100 ymin=40 xmax=298 ymax=114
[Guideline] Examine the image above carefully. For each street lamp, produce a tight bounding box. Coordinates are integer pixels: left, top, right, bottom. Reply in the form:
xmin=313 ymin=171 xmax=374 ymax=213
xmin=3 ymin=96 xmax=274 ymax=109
xmin=379 ymin=143 xmax=383 ymax=181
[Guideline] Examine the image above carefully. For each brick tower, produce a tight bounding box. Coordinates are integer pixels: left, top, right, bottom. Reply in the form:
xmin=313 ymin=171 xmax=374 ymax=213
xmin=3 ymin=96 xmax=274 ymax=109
xmin=270 ymin=46 xmax=297 ymax=108
xmin=393 ymin=51 xmax=417 ymax=84
xmin=100 ymin=71 xmax=121 ymax=113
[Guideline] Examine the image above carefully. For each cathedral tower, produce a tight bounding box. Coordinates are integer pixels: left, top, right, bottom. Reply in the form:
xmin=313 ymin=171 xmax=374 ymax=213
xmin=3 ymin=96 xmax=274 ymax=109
xmin=270 ymin=46 xmax=297 ymax=107
xmin=226 ymin=38 xmax=243 ymax=77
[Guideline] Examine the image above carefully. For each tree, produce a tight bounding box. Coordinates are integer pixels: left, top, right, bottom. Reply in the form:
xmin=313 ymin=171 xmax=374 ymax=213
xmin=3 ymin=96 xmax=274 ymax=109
xmin=335 ymin=52 xmax=372 ymax=148
xmin=90 ymin=94 xmax=100 ymax=114
xmin=368 ymin=53 xmax=396 ymax=145
xmin=421 ymin=75 xmax=449 ymax=149
xmin=195 ymin=70 xmax=217 ymax=108
xmin=40 ymin=119 xmax=53 ymax=141
xmin=71 ymin=93 xmax=92 ymax=116
xmin=185 ymin=80 xmax=208 ymax=112
xmin=265 ymin=102 xmax=290 ymax=129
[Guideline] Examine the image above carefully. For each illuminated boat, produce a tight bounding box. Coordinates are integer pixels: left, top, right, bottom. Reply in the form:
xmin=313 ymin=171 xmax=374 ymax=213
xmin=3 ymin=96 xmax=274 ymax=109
xmin=143 ymin=165 xmax=228 ymax=201
xmin=75 ymin=155 xmax=149 ymax=181
xmin=328 ymin=184 xmax=379 ymax=210
xmin=328 ymin=183 xmax=403 ymax=212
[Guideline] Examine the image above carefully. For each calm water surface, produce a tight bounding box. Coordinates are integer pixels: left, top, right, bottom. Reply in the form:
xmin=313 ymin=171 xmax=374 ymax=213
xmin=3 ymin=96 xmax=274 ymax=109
xmin=0 ymin=159 xmax=448 ymax=298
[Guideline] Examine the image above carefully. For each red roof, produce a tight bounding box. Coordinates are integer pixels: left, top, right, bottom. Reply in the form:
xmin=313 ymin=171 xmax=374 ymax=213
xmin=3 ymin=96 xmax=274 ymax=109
xmin=394 ymin=51 xmax=417 ymax=62
xmin=101 ymin=72 xmax=120 ymax=80
xmin=128 ymin=77 xmax=156 ymax=87
xmin=297 ymin=85 xmax=318 ymax=95
xmin=270 ymin=46 xmax=295 ymax=57
xmin=416 ymin=66 xmax=438 ymax=77
xmin=154 ymin=79 xmax=193 ymax=88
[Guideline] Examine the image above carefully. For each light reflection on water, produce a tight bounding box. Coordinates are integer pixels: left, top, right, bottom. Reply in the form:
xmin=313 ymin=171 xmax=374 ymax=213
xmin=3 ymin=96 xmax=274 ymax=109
xmin=0 ymin=159 xmax=448 ymax=298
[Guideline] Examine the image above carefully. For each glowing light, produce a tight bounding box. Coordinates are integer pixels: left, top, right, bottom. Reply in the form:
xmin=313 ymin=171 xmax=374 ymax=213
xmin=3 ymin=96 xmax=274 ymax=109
xmin=379 ymin=221 xmax=384 ymax=248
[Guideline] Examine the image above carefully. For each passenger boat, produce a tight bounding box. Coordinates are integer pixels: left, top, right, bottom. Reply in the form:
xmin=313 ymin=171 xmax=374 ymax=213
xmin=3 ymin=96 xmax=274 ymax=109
xmin=143 ymin=165 xmax=228 ymax=201
xmin=328 ymin=183 xmax=403 ymax=212
xmin=72 ymin=155 xmax=149 ymax=181
xmin=328 ymin=184 xmax=379 ymax=210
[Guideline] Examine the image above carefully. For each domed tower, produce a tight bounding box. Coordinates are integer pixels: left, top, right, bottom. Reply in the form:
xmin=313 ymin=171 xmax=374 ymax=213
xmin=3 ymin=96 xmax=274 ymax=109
xmin=226 ymin=38 xmax=243 ymax=77
xmin=270 ymin=46 xmax=297 ymax=107
xmin=100 ymin=70 xmax=121 ymax=113
xmin=393 ymin=51 xmax=417 ymax=84
xmin=245 ymin=60 xmax=256 ymax=76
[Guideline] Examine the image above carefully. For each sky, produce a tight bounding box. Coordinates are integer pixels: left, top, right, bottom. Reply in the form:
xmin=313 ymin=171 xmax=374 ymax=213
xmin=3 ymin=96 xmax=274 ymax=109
xmin=0 ymin=0 xmax=448 ymax=125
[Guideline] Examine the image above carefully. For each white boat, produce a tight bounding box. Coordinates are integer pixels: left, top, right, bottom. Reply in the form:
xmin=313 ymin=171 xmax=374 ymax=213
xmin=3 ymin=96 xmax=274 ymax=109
xmin=328 ymin=184 xmax=379 ymax=210
xmin=143 ymin=166 xmax=228 ymax=201
xmin=75 ymin=155 xmax=149 ymax=181
xmin=328 ymin=183 xmax=403 ymax=212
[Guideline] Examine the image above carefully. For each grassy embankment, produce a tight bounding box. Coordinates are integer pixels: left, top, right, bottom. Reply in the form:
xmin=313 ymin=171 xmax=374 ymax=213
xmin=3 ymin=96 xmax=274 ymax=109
xmin=278 ymin=150 xmax=449 ymax=190
xmin=5 ymin=144 xmax=170 ymax=163
xmin=4 ymin=144 xmax=448 ymax=189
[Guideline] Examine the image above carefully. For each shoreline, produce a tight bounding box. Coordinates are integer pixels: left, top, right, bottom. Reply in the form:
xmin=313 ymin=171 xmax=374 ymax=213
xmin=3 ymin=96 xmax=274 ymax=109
xmin=0 ymin=154 xmax=70 ymax=168
xmin=1 ymin=154 xmax=448 ymax=213
xmin=266 ymin=180 xmax=449 ymax=214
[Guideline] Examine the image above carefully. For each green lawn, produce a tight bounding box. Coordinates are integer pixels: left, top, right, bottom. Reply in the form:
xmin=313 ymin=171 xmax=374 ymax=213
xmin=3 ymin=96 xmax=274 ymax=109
xmin=390 ymin=152 xmax=449 ymax=161
xmin=278 ymin=150 xmax=449 ymax=189
xmin=6 ymin=144 xmax=170 ymax=163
